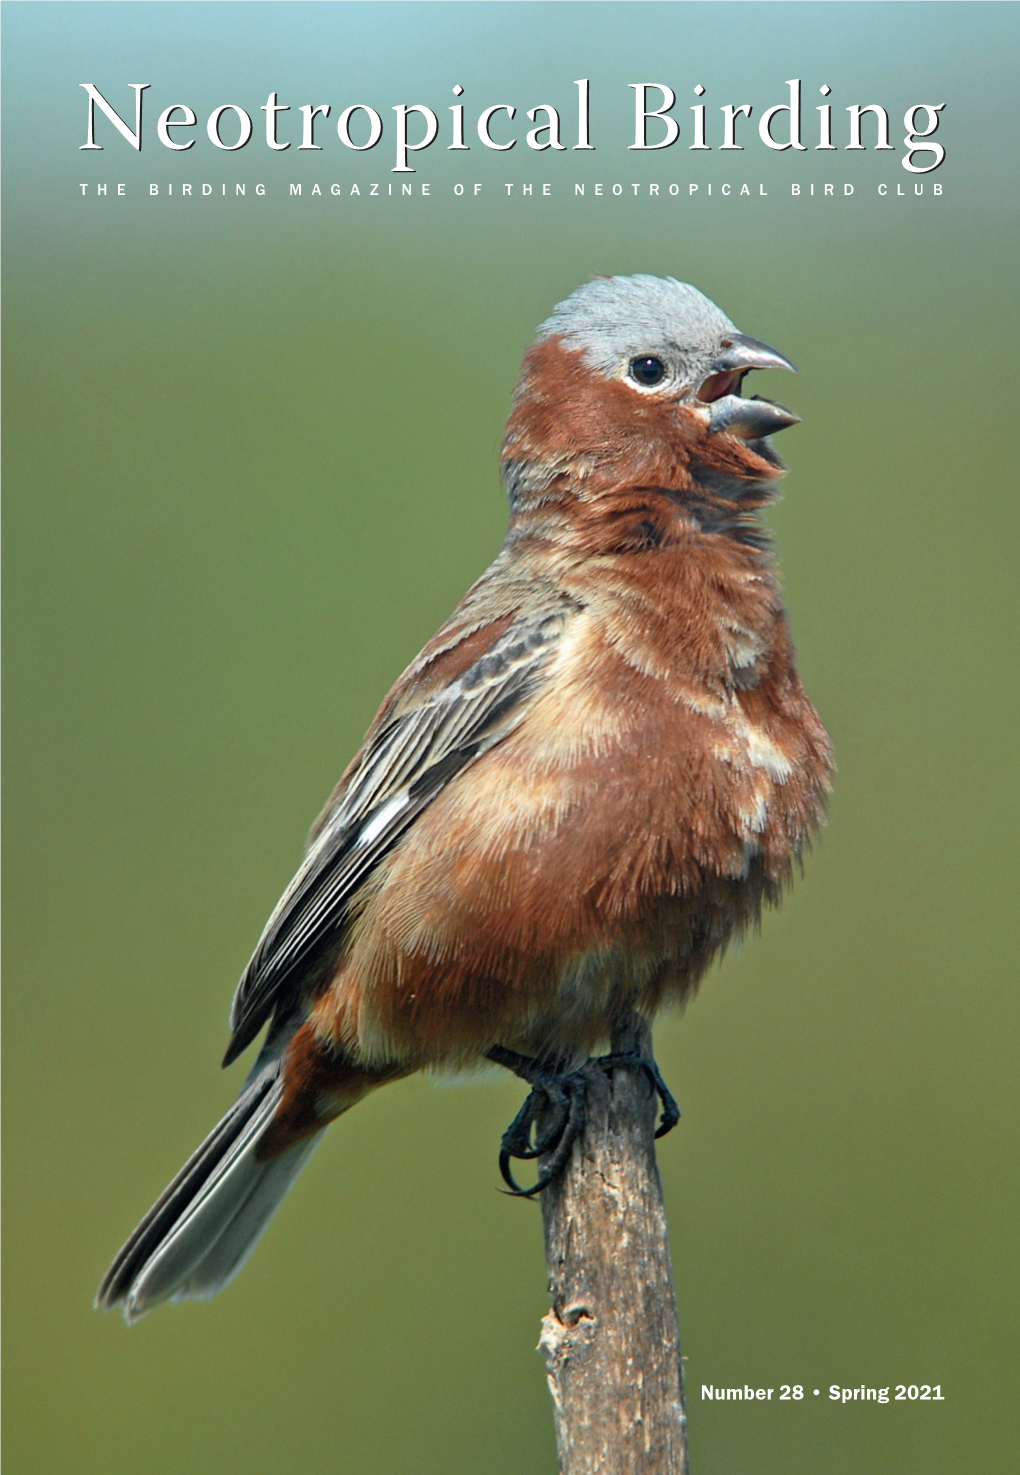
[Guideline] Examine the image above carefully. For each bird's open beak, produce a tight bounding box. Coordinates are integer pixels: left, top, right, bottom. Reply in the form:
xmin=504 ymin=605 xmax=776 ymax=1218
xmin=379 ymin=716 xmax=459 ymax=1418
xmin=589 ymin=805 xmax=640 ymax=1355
xmin=697 ymin=333 xmax=801 ymax=439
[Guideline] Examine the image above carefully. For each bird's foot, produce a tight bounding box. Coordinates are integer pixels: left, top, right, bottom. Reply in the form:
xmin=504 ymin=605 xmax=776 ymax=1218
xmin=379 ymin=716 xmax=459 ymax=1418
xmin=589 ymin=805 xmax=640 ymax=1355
xmin=486 ymin=1043 xmax=680 ymax=1197
xmin=485 ymin=1046 xmax=587 ymax=1198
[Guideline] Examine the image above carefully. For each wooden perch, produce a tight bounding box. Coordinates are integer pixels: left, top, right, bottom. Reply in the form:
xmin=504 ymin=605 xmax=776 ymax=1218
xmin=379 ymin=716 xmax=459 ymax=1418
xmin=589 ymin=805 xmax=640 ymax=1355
xmin=538 ymin=1014 xmax=689 ymax=1475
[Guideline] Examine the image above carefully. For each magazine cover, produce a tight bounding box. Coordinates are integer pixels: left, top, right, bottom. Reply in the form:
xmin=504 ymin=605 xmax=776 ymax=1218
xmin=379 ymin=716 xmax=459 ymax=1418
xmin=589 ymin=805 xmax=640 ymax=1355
xmin=5 ymin=4 xmax=1015 ymax=1472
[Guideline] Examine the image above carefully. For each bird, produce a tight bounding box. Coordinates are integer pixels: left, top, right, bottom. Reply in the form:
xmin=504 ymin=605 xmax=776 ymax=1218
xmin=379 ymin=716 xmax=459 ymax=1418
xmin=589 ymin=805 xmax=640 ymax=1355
xmin=97 ymin=273 xmax=834 ymax=1322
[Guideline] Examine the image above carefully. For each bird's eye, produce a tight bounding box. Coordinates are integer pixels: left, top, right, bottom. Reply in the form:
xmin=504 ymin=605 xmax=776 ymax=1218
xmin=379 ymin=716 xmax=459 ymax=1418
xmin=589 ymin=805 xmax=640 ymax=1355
xmin=629 ymin=356 xmax=667 ymax=387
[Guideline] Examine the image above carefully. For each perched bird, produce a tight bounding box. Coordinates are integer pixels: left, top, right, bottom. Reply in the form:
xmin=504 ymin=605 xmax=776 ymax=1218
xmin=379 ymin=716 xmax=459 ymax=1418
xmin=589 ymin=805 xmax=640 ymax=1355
xmin=98 ymin=274 xmax=833 ymax=1322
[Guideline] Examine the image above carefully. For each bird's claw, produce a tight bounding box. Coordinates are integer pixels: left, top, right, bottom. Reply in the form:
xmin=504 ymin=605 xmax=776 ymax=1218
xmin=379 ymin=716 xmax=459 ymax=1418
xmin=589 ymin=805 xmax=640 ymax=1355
xmin=486 ymin=1041 xmax=679 ymax=1197
xmin=486 ymin=1046 xmax=588 ymax=1197
xmin=497 ymin=1074 xmax=587 ymax=1197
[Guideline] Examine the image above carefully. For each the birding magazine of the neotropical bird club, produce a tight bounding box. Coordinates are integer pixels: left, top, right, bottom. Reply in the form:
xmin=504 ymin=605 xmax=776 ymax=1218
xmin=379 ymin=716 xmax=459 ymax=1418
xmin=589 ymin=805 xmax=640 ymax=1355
xmin=3 ymin=4 xmax=1016 ymax=1474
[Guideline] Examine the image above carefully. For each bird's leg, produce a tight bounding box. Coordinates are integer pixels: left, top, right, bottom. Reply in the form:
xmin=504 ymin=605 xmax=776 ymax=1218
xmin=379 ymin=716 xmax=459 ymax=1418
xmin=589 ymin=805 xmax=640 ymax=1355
xmin=593 ymin=1048 xmax=681 ymax=1139
xmin=485 ymin=1046 xmax=588 ymax=1198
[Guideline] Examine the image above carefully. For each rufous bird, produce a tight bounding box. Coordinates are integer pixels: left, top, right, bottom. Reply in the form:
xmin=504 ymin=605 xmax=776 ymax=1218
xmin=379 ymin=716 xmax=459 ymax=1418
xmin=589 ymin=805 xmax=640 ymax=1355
xmin=98 ymin=274 xmax=833 ymax=1321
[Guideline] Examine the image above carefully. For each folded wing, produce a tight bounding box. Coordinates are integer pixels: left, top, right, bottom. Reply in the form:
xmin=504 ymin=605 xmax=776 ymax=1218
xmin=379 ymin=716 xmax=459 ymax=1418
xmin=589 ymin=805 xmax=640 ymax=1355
xmin=223 ymin=602 xmax=573 ymax=1065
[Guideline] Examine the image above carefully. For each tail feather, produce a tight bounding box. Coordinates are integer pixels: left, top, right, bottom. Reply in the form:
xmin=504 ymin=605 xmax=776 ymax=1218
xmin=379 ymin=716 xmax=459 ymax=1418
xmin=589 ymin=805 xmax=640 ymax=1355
xmin=97 ymin=1061 xmax=321 ymax=1323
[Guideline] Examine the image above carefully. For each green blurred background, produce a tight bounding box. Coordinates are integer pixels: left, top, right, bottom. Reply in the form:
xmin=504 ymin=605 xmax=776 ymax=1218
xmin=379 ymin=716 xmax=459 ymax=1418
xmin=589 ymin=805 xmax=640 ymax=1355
xmin=4 ymin=4 xmax=1017 ymax=1472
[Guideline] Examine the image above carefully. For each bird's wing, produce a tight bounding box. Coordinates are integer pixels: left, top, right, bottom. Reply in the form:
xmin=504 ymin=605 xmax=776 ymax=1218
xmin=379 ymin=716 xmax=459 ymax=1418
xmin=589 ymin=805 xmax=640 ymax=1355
xmin=223 ymin=599 xmax=572 ymax=1064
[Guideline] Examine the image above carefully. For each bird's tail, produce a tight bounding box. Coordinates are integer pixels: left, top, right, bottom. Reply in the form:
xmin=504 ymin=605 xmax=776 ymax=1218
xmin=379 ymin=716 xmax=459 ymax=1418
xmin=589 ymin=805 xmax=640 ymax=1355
xmin=96 ymin=1057 xmax=321 ymax=1323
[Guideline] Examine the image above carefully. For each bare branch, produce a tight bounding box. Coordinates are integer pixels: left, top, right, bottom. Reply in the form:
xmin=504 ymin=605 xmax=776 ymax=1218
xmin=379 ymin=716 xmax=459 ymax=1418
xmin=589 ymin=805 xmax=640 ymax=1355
xmin=539 ymin=1015 xmax=688 ymax=1474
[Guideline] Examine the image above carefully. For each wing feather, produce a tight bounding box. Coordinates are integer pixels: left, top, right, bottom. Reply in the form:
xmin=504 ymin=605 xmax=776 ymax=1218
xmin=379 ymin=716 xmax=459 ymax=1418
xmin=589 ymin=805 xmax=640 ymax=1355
xmin=223 ymin=604 xmax=571 ymax=1064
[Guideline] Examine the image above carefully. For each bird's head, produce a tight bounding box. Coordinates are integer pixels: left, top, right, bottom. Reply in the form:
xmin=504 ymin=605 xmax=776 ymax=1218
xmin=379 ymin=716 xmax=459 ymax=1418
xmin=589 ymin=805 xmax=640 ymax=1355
xmin=502 ymin=274 xmax=799 ymax=508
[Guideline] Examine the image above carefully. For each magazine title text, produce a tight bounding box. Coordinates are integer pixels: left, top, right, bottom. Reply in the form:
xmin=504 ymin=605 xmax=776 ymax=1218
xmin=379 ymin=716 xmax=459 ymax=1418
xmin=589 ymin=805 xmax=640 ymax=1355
xmin=80 ymin=80 xmax=947 ymax=174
